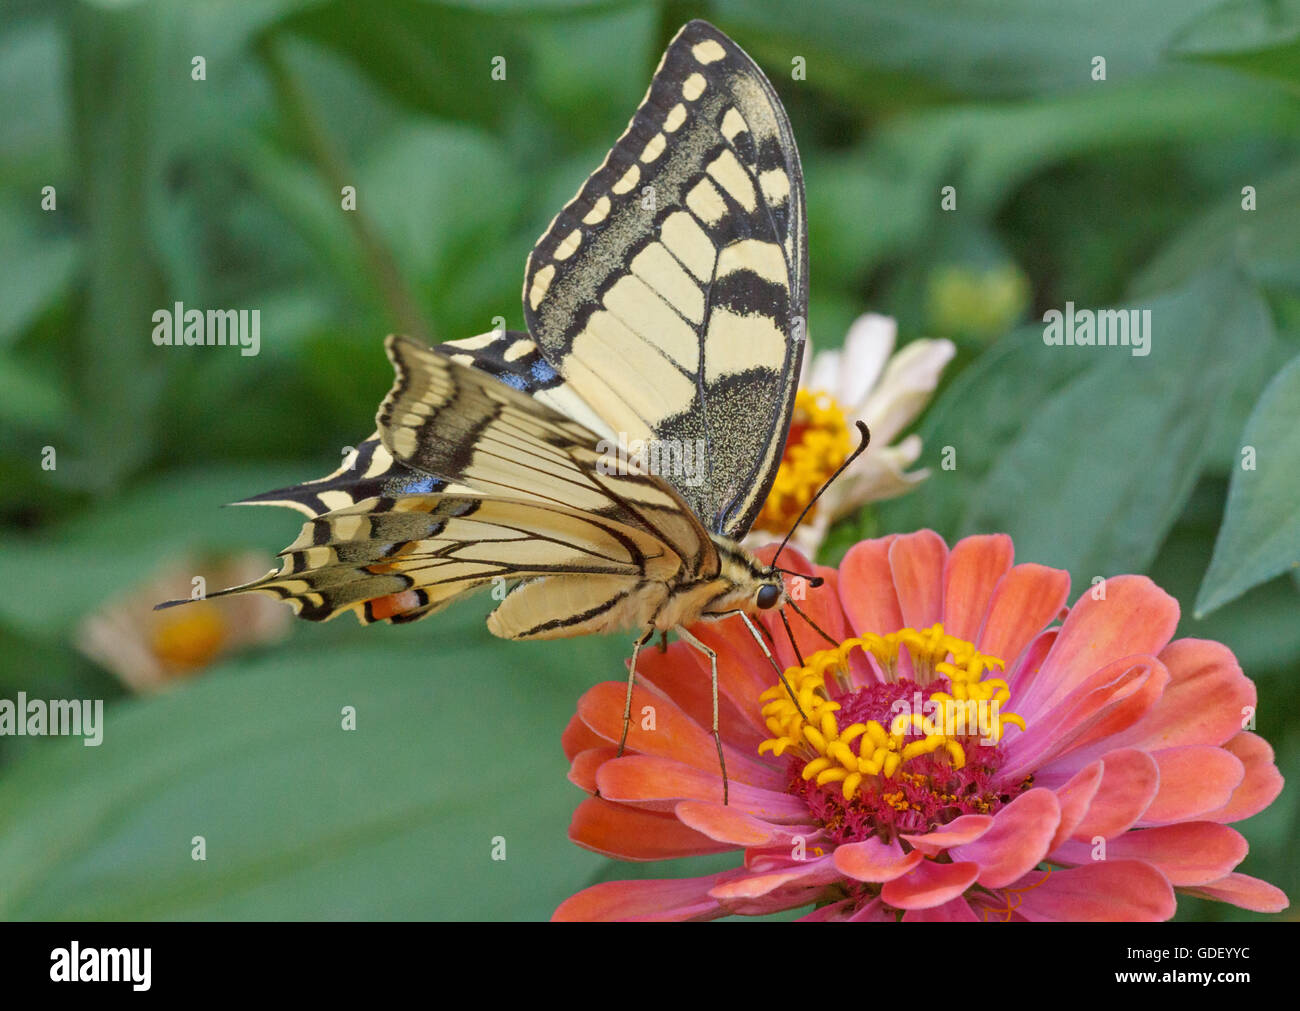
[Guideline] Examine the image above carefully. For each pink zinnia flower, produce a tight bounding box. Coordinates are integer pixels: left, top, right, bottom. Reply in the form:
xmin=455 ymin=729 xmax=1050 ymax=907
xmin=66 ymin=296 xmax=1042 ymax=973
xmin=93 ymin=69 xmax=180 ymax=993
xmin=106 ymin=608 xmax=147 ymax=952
xmin=554 ymin=531 xmax=1287 ymax=921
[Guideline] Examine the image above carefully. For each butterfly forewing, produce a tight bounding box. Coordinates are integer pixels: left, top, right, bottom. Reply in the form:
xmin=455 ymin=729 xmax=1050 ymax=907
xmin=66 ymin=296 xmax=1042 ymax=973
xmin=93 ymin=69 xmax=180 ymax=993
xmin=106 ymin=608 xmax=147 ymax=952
xmin=522 ymin=19 xmax=807 ymax=539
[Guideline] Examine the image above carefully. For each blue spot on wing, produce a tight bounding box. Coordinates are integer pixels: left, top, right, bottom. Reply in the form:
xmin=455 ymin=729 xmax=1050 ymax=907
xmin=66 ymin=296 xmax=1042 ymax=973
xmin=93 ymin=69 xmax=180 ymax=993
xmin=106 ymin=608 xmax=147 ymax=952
xmin=393 ymin=474 xmax=442 ymax=495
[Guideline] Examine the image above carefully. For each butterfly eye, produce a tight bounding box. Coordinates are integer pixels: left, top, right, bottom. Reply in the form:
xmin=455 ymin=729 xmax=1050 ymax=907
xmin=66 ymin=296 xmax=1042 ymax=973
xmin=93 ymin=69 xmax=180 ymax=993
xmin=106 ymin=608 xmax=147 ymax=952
xmin=756 ymin=584 xmax=782 ymax=610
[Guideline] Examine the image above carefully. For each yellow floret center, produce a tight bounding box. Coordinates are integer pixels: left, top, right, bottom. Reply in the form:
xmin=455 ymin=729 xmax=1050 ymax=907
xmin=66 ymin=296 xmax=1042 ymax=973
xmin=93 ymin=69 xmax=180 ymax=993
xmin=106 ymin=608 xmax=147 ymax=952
xmin=151 ymin=606 xmax=228 ymax=671
xmin=753 ymin=389 xmax=853 ymax=533
xmin=757 ymin=624 xmax=1027 ymax=802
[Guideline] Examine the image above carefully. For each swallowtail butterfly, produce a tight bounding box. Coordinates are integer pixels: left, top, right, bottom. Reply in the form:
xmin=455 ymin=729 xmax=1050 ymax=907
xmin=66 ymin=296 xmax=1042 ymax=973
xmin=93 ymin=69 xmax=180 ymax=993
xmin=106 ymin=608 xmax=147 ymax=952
xmin=162 ymin=20 xmax=866 ymax=799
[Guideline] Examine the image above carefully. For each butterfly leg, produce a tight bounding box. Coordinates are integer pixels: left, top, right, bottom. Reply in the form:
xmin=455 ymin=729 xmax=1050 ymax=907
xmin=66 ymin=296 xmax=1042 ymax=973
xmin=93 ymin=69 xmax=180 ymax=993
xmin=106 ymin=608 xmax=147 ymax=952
xmin=674 ymin=624 xmax=728 ymax=806
xmin=736 ymin=611 xmax=809 ymax=721
xmin=618 ymin=626 xmax=656 ymax=758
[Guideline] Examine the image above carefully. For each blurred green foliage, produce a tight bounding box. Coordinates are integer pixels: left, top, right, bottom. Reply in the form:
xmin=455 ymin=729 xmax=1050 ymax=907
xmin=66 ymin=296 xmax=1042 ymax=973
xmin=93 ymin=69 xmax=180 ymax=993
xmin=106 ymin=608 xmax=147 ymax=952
xmin=1 ymin=0 xmax=1297 ymax=921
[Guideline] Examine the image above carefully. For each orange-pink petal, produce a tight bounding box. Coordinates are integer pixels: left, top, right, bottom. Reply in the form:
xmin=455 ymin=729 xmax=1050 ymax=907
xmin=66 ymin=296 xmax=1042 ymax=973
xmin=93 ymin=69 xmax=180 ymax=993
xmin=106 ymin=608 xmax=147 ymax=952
xmin=673 ymin=800 xmax=803 ymax=847
xmin=561 ymin=712 xmax=607 ymax=761
xmin=1069 ymin=748 xmax=1160 ymax=839
xmin=577 ymin=680 xmax=781 ymax=788
xmin=1052 ymin=822 xmax=1247 ymax=886
xmin=881 ymin=858 xmax=980 ymax=909
xmin=900 ymin=814 xmax=993 ymax=856
xmin=1008 ymin=860 xmax=1176 ymax=921
xmin=594 ymin=754 xmax=809 ymax=821
xmin=553 ymin=870 xmax=742 ymax=921
xmin=1182 ymin=872 xmax=1289 ymax=914
xmin=1138 ymin=746 xmax=1245 ymax=824
xmin=941 ymin=533 xmax=1014 ymax=642
xmin=889 ymin=529 xmax=948 ymax=631
xmin=837 ymin=536 xmax=903 ymax=638
xmin=977 ymin=563 xmax=1070 ymax=675
xmin=568 ymin=796 xmax=730 ymax=860
xmin=1091 ymin=638 xmax=1254 ymax=754
xmin=950 ymin=788 xmax=1060 ymax=888
xmin=1048 ymin=760 xmax=1104 ymax=850
xmin=1002 ymin=656 xmax=1168 ymax=780
xmin=902 ymin=896 xmax=979 ymax=922
xmin=1019 ymin=575 xmax=1179 ymax=718
xmin=568 ymin=746 xmax=616 ymax=792
xmin=635 ymin=636 xmax=768 ymax=750
xmin=832 ymin=838 xmax=924 ymax=882
xmin=1203 ymin=732 xmax=1284 ymax=824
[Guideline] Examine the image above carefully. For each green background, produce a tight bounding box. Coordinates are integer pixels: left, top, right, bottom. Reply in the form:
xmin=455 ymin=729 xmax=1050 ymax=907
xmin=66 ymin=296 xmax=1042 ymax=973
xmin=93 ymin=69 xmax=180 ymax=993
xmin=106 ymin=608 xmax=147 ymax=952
xmin=1 ymin=0 xmax=1298 ymax=920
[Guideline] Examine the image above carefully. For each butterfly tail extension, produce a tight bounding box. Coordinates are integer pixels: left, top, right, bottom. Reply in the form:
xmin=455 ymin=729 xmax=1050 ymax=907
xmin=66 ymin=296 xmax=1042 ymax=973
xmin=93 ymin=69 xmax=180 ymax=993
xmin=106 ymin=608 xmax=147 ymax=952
xmin=162 ymin=494 xmax=680 ymax=627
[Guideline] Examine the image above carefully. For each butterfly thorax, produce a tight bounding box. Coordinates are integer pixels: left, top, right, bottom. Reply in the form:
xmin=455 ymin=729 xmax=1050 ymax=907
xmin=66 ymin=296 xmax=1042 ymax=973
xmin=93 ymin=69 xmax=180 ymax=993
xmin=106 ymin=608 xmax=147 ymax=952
xmin=650 ymin=535 xmax=785 ymax=631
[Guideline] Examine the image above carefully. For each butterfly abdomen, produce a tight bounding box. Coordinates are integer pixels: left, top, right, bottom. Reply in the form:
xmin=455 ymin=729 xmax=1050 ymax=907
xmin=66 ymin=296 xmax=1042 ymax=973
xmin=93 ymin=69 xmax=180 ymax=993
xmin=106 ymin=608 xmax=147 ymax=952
xmin=487 ymin=575 xmax=666 ymax=640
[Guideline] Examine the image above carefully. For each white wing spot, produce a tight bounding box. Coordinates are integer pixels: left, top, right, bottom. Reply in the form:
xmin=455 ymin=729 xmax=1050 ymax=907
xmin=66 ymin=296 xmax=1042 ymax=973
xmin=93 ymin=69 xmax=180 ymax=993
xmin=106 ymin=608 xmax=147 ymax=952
xmin=317 ymin=490 xmax=357 ymax=512
xmin=640 ymin=132 xmax=667 ymax=163
xmin=717 ymin=239 xmax=787 ymax=284
xmin=333 ymin=515 xmax=365 ymax=541
xmin=704 ymin=307 xmax=786 ymax=383
xmin=603 ymin=275 xmax=699 ymax=368
xmin=444 ymin=330 xmax=501 ymax=351
xmin=682 ymin=72 xmax=706 ymax=101
xmin=692 ymin=39 xmax=726 ymax=65
xmin=759 ymin=167 xmax=791 ymax=205
xmin=364 ymin=443 xmax=394 ymax=479
xmin=529 ymin=264 xmax=556 ymax=310
xmin=554 ymin=228 xmax=583 ymax=261
xmin=582 ymin=195 xmax=611 ymax=225
xmin=612 ymin=163 xmax=641 ymax=194
xmin=504 ymin=339 xmax=533 ymax=362
xmin=721 ymin=107 xmax=748 ymax=143
xmin=663 ymin=103 xmax=687 ymax=133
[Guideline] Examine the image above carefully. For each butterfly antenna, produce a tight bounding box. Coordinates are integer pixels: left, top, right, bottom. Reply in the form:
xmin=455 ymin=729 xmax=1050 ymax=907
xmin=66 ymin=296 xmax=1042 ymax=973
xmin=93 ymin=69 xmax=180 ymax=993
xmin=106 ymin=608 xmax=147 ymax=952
xmin=778 ymin=608 xmax=806 ymax=667
xmin=771 ymin=421 xmax=871 ymax=570
xmin=786 ymin=599 xmax=840 ymax=648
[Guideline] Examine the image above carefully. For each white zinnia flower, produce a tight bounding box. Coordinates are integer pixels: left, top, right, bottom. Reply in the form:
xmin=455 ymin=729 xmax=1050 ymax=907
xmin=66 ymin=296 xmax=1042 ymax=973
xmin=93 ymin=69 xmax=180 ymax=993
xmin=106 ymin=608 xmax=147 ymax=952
xmin=747 ymin=313 xmax=954 ymax=558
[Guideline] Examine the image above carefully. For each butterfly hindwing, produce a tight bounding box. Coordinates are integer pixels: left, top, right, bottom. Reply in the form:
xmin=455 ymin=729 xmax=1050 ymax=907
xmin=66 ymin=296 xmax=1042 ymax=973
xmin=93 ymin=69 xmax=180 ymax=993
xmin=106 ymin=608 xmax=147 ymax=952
xmin=178 ymin=492 xmax=682 ymax=626
xmin=376 ymin=334 xmax=717 ymax=574
xmin=232 ymin=330 xmax=585 ymax=521
xmin=521 ymin=19 xmax=807 ymax=539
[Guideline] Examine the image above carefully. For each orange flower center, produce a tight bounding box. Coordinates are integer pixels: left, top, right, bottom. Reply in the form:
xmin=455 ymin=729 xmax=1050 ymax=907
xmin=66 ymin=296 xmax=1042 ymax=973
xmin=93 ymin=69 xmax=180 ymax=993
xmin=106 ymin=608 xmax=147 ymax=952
xmin=752 ymin=389 xmax=853 ymax=534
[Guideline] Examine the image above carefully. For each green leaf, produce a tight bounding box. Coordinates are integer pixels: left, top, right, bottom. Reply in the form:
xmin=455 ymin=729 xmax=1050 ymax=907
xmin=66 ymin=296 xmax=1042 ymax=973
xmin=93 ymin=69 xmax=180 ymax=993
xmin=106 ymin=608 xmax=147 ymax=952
xmin=67 ymin=2 xmax=172 ymax=492
xmin=1170 ymin=0 xmax=1300 ymax=89
xmin=880 ymin=269 xmax=1275 ymax=591
xmin=270 ymin=0 xmax=535 ymax=128
xmin=0 ymin=353 xmax=71 ymax=433
xmin=1196 ymin=353 xmax=1300 ymax=615
xmin=963 ymin=271 xmax=1272 ymax=585
xmin=1132 ymin=162 xmax=1300 ymax=298
xmin=807 ymin=77 xmax=1300 ymax=295
xmin=0 ymin=465 xmax=328 ymax=639
xmin=720 ymin=0 xmax=1246 ymax=97
xmin=0 ymin=634 xmax=628 ymax=920
xmin=873 ymin=328 xmax=1081 ymax=539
